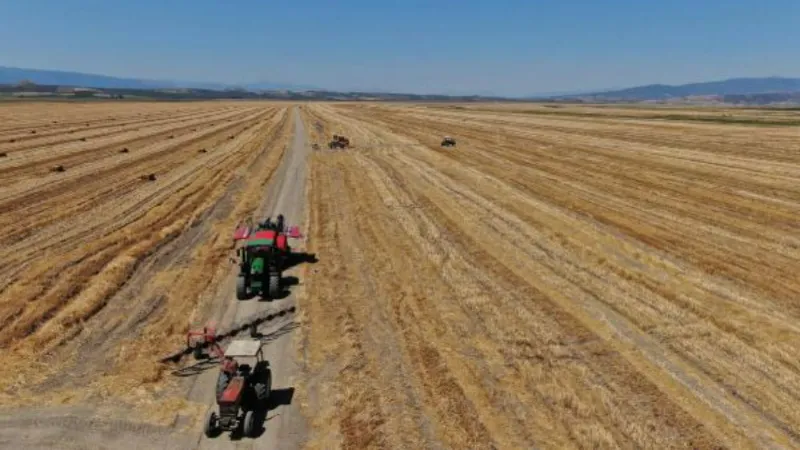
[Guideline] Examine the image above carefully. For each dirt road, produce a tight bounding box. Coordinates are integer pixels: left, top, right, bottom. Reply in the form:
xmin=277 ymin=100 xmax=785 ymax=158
xmin=189 ymin=106 xmax=310 ymax=450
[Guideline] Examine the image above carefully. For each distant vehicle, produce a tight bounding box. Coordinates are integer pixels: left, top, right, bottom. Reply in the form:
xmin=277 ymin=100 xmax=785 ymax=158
xmin=441 ymin=136 xmax=456 ymax=147
xmin=328 ymin=134 xmax=350 ymax=149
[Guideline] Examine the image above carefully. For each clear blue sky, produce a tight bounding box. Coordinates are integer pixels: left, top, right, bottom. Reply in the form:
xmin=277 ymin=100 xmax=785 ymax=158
xmin=2 ymin=0 xmax=799 ymax=96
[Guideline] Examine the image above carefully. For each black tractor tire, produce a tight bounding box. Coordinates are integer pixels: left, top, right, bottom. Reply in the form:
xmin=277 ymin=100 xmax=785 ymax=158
xmin=252 ymin=368 xmax=272 ymax=403
xmin=267 ymin=273 xmax=280 ymax=298
xmin=243 ymin=410 xmax=255 ymax=437
xmin=261 ymin=368 xmax=272 ymax=400
xmin=236 ymin=276 xmax=248 ymax=300
xmin=204 ymin=410 xmax=219 ymax=437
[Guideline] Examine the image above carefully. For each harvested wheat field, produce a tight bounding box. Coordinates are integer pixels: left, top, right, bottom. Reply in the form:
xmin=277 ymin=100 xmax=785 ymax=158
xmin=0 ymin=100 xmax=296 ymax=424
xmin=2 ymin=99 xmax=800 ymax=450
xmin=296 ymin=102 xmax=800 ymax=449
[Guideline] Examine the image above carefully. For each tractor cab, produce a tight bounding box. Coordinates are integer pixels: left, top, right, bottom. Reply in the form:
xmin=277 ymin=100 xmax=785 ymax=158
xmin=256 ymin=214 xmax=285 ymax=232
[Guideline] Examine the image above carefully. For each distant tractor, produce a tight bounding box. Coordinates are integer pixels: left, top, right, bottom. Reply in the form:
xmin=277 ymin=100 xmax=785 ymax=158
xmin=204 ymin=339 xmax=272 ymax=438
xmin=441 ymin=136 xmax=456 ymax=147
xmin=232 ymin=214 xmax=303 ymax=300
xmin=328 ymin=134 xmax=350 ymax=149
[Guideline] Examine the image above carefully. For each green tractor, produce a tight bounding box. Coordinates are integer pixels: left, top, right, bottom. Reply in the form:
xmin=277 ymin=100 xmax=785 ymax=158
xmin=233 ymin=215 xmax=303 ymax=300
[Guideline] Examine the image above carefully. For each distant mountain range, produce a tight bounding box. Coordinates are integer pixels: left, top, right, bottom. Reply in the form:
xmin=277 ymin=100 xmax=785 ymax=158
xmin=0 ymin=66 xmax=318 ymax=92
xmin=2 ymin=66 xmax=800 ymax=104
xmin=556 ymin=77 xmax=800 ymax=101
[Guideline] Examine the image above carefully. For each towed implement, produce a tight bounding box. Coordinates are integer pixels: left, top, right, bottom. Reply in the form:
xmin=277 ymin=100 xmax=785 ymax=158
xmin=232 ymin=214 xmax=303 ymax=300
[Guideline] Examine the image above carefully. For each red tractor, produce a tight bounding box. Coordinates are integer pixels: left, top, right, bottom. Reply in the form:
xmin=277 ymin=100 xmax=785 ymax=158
xmin=204 ymin=339 xmax=272 ymax=438
xmin=232 ymin=214 xmax=303 ymax=300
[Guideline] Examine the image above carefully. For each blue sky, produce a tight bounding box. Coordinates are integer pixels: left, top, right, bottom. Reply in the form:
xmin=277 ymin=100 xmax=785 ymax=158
xmin=1 ymin=0 xmax=799 ymax=96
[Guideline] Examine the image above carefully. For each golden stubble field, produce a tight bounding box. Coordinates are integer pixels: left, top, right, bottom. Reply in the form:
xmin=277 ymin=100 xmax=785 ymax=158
xmin=296 ymin=102 xmax=800 ymax=449
xmin=0 ymin=100 xmax=295 ymax=421
xmin=2 ymin=99 xmax=800 ymax=449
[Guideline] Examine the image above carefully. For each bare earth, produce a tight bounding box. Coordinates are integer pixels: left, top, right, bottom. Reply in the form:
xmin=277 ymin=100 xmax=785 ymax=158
xmin=2 ymin=101 xmax=800 ymax=449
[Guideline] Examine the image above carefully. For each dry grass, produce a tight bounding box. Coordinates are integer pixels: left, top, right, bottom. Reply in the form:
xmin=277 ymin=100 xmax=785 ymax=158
xmin=0 ymin=101 xmax=293 ymax=418
xmin=295 ymin=102 xmax=800 ymax=449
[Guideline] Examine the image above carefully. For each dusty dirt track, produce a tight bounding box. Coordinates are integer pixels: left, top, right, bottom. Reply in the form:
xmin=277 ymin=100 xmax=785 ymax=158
xmin=2 ymin=100 xmax=800 ymax=449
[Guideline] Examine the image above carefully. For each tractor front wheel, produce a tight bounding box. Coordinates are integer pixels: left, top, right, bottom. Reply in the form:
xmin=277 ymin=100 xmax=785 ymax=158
xmin=243 ymin=410 xmax=255 ymax=437
xmin=236 ymin=276 xmax=248 ymax=300
xmin=204 ymin=410 xmax=219 ymax=437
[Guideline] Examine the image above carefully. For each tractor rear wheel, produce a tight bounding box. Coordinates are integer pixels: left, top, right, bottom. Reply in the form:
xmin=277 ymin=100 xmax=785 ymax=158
xmin=254 ymin=368 xmax=272 ymax=401
xmin=243 ymin=410 xmax=255 ymax=437
xmin=236 ymin=276 xmax=248 ymax=300
xmin=264 ymin=368 xmax=272 ymax=399
xmin=267 ymin=273 xmax=280 ymax=298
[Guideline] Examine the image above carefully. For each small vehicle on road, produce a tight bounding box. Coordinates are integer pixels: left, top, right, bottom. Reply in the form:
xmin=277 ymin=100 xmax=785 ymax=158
xmin=204 ymin=339 xmax=272 ymax=438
